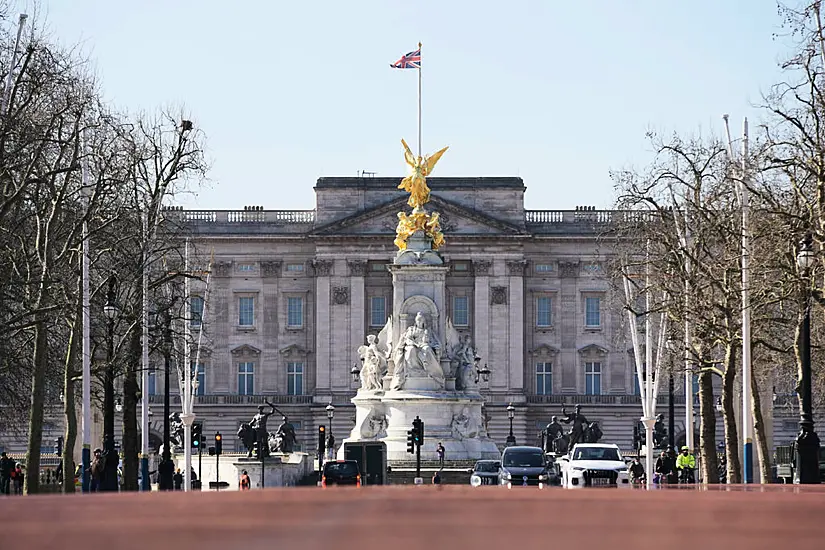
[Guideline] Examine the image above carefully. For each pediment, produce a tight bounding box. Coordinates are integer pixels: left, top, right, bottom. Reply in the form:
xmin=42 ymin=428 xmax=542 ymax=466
xmin=529 ymin=344 xmax=560 ymax=356
xmin=577 ymin=344 xmax=609 ymax=356
xmin=279 ymin=344 xmax=312 ymax=357
xmin=230 ymin=344 xmax=261 ymax=357
xmin=312 ymin=195 xmax=525 ymax=237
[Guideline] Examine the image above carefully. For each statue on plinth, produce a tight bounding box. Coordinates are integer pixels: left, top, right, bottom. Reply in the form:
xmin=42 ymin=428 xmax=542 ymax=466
xmin=357 ymin=319 xmax=392 ymax=392
xmin=653 ymin=413 xmax=668 ymax=449
xmin=542 ymin=416 xmax=566 ymax=454
xmin=446 ymin=320 xmax=479 ymax=391
xmin=170 ymin=412 xmax=184 ymax=447
xmin=249 ymin=403 xmax=276 ymax=459
xmin=270 ymin=417 xmax=298 ymax=454
xmin=394 ymin=139 xmax=448 ymax=252
xmin=391 ymin=312 xmax=444 ymax=390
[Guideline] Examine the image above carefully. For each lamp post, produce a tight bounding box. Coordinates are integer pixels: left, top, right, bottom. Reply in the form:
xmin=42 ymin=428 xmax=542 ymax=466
xmin=795 ymin=235 xmax=821 ymax=484
xmin=326 ymin=403 xmax=335 ymax=462
xmin=158 ymin=311 xmax=174 ymax=490
xmin=101 ymin=277 xmax=119 ymax=492
xmin=506 ymin=403 xmax=516 ymax=447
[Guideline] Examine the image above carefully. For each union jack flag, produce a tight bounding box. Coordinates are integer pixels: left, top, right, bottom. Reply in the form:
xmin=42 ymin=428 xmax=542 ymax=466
xmin=390 ymin=48 xmax=421 ymax=69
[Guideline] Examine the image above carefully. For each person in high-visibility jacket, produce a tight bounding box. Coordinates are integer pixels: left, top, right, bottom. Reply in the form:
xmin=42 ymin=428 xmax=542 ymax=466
xmin=676 ymin=446 xmax=696 ymax=483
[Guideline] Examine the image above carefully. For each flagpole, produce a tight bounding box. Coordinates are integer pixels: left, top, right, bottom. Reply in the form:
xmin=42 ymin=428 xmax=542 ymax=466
xmin=417 ymin=42 xmax=422 ymax=158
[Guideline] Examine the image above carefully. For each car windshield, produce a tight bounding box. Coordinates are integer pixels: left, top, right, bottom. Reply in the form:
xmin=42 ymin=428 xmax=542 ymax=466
xmin=572 ymin=447 xmax=622 ymax=461
xmin=324 ymin=462 xmax=359 ymax=476
xmin=475 ymin=462 xmax=500 ymax=473
xmin=503 ymin=451 xmax=544 ymax=468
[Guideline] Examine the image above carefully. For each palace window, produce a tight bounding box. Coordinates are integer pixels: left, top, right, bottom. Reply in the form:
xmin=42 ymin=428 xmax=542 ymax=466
xmin=195 ymin=363 xmax=205 ymax=396
xmin=190 ymin=296 xmax=204 ymax=327
xmin=585 ymin=362 xmax=602 ymax=395
xmin=535 ymin=264 xmax=554 ymax=273
xmin=287 ymin=296 xmax=304 ymax=328
xmin=452 ymin=296 xmax=469 ymax=326
xmin=238 ymin=362 xmax=254 ymax=395
xmin=147 ymin=367 xmax=156 ymax=396
xmin=370 ymin=296 xmax=386 ymax=327
xmin=536 ymin=362 xmax=552 ymax=395
xmin=286 ymin=263 xmax=304 ymax=273
xmin=585 ymin=296 xmax=601 ymax=327
xmin=238 ymin=296 xmax=254 ymax=326
xmin=287 ymin=362 xmax=304 ymax=396
xmin=536 ymin=296 xmax=552 ymax=327
xmin=237 ymin=263 xmax=256 ymax=272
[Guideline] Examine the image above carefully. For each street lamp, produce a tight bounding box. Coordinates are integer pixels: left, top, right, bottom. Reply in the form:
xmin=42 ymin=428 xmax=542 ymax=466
xmin=795 ymin=235 xmax=821 ymax=484
xmin=326 ymin=403 xmax=335 ymax=461
xmin=506 ymin=403 xmax=516 ymax=447
xmin=158 ymin=310 xmax=175 ymax=491
xmin=474 ymin=363 xmax=491 ymax=384
xmin=101 ymin=276 xmax=119 ymax=492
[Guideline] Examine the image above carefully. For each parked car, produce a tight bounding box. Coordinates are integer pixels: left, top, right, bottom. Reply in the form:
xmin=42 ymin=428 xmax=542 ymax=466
xmin=498 ymin=446 xmax=552 ymax=488
xmin=469 ymin=460 xmax=500 ymax=486
xmin=321 ymin=460 xmax=361 ymax=487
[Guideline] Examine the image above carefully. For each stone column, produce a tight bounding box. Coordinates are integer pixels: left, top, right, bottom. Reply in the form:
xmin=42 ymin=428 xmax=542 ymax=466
xmin=348 ymin=260 xmax=367 ymax=389
xmin=473 ymin=260 xmax=491 ymax=376
xmin=314 ymin=259 xmax=333 ymax=392
xmin=559 ymin=261 xmax=579 ymax=392
xmin=212 ymin=261 xmax=233 ymax=393
xmin=260 ymin=261 xmax=281 ymax=393
xmin=506 ymin=260 xmax=527 ymax=392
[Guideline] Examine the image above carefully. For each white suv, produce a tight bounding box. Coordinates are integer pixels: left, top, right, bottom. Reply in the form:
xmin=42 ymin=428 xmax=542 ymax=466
xmin=559 ymin=443 xmax=630 ymax=488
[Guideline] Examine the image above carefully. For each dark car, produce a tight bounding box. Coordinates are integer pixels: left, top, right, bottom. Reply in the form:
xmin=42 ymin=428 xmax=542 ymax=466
xmin=469 ymin=460 xmax=500 ymax=486
xmin=322 ymin=460 xmax=361 ymax=487
xmin=498 ymin=446 xmax=552 ymax=488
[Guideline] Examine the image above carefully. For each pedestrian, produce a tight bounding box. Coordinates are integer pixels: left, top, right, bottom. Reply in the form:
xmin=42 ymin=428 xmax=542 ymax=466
xmin=239 ymin=469 xmax=251 ymax=491
xmin=89 ymin=448 xmax=104 ymax=492
xmin=432 ymin=470 xmax=441 ymax=485
xmin=655 ymin=447 xmax=676 ymax=485
xmin=173 ymin=468 xmax=183 ymax=490
xmin=676 ymin=446 xmax=696 ymax=484
xmin=12 ymin=464 xmax=23 ymax=495
xmin=326 ymin=433 xmax=336 ymax=460
xmin=436 ymin=442 xmax=445 ymax=467
xmin=0 ymin=451 xmax=14 ymax=495
xmin=628 ymin=457 xmax=646 ymax=485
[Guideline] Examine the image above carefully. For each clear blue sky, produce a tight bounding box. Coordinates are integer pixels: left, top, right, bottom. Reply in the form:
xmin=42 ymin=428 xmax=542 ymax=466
xmin=37 ymin=0 xmax=787 ymax=211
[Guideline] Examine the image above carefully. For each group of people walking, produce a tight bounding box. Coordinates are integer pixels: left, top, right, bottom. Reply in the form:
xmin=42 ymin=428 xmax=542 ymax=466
xmin=0 ymin=452 xmax=24 ymax=495
xmin=627 ymin=446 xmax=696 ymax=486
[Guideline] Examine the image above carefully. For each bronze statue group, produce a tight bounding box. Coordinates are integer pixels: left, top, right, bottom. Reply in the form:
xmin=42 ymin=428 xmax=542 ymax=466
xmin=538 ymin=405 xmax=604 ymax=454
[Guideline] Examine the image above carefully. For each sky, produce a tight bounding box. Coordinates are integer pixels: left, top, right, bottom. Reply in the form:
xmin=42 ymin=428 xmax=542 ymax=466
xmin=28 ymin=0 xmax=791 ymax=211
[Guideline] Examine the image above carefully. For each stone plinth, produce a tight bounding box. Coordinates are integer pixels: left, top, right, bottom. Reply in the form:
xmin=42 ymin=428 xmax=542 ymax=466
xmin=176 ymin=453 xmax=313 ymax=490
xmin=340 ymin=385 xmax=499 ymax=463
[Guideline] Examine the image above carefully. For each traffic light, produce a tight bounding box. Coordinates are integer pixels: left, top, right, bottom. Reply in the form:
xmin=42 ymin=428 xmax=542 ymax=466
xmin=318 ymin=425 xmax=326 ymax=457
xmin=215 ymin=432 xmax=223 ymax=456
xmin=413 ymin=417 xmax=424 ymax=446
xmin=406 ymin=429 xmax=416 ymax=454
xmin=193 ymin=422 xmax=203 ymax=449
xmin=55 ymin=436 xmax=63 ymax=456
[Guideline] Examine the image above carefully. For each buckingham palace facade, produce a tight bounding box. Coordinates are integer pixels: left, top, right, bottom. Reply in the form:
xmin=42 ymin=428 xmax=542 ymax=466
xmin=150 ymin=175 xmax=722 ymax=456
xmin=7 ymin=175 xmax=799 ymax=459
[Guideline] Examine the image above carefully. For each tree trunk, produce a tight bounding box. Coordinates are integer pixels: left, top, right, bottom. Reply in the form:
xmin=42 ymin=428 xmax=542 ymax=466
xmin=121 ymin=323 xmax=140 ymax=491
xmin=24 ymin=313 xmax=49 ymax=495
xmin=62 ymin=326 xmax=79 ymax=493
xmin=751 ymin=369 xmax=772 ymax=484
xmin=698 ymin=367 xmax=719 ymax=483
xmin=722 ymin=343 xmax=742 ymax=484
xmin=62 ymin=273 xmax=82 ymax=493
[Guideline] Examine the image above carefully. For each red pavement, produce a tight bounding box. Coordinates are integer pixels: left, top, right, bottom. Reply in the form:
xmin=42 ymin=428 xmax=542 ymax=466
xmin=3 ymin=485 xmax=825 ymax=550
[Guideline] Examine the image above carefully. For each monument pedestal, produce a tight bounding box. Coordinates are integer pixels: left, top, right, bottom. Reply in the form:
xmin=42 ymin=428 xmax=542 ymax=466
xmin=340 ymin=383 xmax=500 ymax=463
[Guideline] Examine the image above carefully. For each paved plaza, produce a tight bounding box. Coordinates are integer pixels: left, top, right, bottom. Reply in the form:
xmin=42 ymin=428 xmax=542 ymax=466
xmin=5 ymin=486 xmax=825 ymax=550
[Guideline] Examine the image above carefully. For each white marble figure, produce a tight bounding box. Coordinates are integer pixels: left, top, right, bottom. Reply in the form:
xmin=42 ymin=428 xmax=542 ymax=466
xmin=391 ymin=312 xmax=444 ymax=390
xmin=445 ymin=319 xmax=478 ymax=391
xmin=357 ymin=319 xmax=392 ymax=392
xmin=451 ymin=406 xmax=480 ymax=440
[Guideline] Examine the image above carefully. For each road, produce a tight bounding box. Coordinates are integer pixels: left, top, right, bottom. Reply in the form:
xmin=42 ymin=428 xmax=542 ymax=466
xmin=5 ymin=485 xmax=825 ymax=550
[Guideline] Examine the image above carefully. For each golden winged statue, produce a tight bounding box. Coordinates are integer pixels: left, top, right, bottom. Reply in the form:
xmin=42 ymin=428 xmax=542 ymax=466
xmin=399 ymin=139 xmax=449 ymax=210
